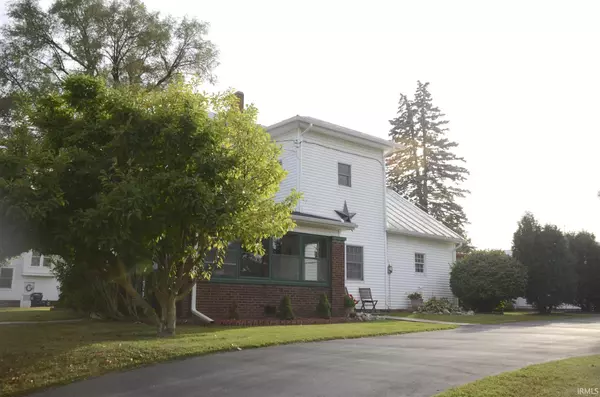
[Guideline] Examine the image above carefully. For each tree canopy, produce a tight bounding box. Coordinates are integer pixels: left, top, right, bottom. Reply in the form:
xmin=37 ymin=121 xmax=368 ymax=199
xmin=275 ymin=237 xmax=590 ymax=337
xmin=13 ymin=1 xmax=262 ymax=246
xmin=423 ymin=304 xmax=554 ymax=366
xmin=0 ymin=0 xmax=218 ymax=96
xmin=387 ymin=81 xmax=469 ymax=237
xmin=450 ymin=250 xmax=527 ymax=312
xmin=512 ymin=213 xmax=576 ymax=313
xmin=0 ymin=75 xmax=298 ymax=334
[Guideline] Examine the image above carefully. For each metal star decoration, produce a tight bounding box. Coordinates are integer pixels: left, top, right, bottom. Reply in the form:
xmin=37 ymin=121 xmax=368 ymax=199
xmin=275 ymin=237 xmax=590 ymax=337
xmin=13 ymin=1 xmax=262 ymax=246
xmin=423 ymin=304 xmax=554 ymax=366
xmin=335 ymin=201 xmax=356 ymax=222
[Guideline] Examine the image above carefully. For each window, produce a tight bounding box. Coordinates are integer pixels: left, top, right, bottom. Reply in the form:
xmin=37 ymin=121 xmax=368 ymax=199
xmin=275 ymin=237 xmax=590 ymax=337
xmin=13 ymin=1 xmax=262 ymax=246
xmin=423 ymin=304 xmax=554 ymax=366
xmin=209 ymin=233 xmax=330 ymax=285
xmin=31 ymin=251 xmax=41 ymax=267
xmin=415 ymin=253 xmax=425 ymax=273
xmin=338 ymin=163 xmax=351 ymax=187
xmin=0 ymin=268 xmax=13 ymax=288
xmin=346 ymin=246 xmax=363 ymax=280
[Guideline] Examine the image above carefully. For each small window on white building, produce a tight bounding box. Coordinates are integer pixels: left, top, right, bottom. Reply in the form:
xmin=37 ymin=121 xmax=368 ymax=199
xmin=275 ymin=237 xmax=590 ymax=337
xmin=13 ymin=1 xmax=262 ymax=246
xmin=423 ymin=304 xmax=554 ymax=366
xmin=0 ymin=268 xmax=13 ymax=288
xmin=31 ymin=251 xmax=42 ymax=267
xmin=346 ymin=246 xmax=363 ymax=280
xmin=338 ymin=163 xmax=351 ymax=187
xmin=415 ymin=253 xmax=425 ymax=273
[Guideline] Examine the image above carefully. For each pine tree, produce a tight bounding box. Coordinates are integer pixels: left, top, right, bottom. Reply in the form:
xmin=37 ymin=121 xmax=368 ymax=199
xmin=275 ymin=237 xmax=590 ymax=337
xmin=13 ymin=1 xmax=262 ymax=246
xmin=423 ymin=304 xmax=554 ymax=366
xmin=387 ymin=81 xmax=469 ymax=236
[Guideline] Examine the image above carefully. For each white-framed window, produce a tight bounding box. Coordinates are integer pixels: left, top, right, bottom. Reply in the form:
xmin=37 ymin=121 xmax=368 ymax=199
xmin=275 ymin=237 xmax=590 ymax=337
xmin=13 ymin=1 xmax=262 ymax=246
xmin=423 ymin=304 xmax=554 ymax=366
xmin=31 ymin=250 xmax=42 ymax=267
xmin=415 ymin=253 xmax=425 ymax=273
xmin=338 ymin=163 xmax=351 ymax=187
xmin=0 ymin=268 xmax=14 ymax=288
xmin=346 ymin=245 xmax=363 ymax=280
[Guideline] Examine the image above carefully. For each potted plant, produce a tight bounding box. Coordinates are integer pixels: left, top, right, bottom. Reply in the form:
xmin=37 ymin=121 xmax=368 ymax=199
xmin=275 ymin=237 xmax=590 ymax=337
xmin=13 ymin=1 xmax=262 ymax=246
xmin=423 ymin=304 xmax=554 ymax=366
xmin=344 ymin=294 xmax=358 ymax=317
xmin=407 ymin=292 xmax=423 ymax=311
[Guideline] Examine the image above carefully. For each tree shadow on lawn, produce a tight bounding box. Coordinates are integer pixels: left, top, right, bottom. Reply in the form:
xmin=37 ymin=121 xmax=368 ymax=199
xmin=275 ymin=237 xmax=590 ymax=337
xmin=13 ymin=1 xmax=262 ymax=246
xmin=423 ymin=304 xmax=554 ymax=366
xmin=0 ymin=320 xmax=232 ymax=397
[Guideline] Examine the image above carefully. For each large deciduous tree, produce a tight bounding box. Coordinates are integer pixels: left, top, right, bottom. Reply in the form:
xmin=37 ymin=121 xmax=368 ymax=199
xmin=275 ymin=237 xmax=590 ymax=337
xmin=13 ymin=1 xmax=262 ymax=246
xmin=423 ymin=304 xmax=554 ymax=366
xmin=0 ymin=75 xmax=298 ymax=335
xmin=0 ymin=0 xmax=218 ymax=96
xmin=512 ymin=213 xmax=576 ymax=313
xmin=387 ymin=81 xmax=469 ymax=237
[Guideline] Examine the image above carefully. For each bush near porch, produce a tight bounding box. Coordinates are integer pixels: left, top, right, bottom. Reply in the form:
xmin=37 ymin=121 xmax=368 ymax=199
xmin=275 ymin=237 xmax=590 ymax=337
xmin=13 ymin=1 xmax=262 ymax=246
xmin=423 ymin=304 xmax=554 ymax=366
xmin=0 ymin=320 xmax=456 ymax=397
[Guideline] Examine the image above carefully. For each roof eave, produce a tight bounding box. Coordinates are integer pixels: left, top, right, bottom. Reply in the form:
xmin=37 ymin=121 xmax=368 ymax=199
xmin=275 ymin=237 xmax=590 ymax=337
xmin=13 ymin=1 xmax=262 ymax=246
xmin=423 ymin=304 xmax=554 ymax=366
xmin=267 ymin=116 xmax=394 ymax=151
xmin=386 ymin=227 xmax=464 ymax=244
xmin=293 ymin=214 xmax=357 ymax=231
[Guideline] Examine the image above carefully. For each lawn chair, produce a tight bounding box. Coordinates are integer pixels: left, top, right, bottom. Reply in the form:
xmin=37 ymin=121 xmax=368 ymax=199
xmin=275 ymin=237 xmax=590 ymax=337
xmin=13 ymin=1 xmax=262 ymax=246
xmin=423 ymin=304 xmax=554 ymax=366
xmin=358 ymin=288 xmax=378 ymax=313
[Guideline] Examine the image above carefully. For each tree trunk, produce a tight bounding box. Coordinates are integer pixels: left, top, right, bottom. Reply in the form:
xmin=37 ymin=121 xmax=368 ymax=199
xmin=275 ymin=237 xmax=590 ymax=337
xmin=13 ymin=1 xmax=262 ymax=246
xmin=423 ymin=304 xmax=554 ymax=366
xmin=156 ymin=294 xmax=177 ymax=336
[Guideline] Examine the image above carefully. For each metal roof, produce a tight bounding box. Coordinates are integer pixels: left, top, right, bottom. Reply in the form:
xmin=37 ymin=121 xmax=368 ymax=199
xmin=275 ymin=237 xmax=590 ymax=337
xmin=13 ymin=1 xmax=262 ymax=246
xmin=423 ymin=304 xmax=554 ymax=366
xmin=386 ymin=188 xmax=465 ymax=243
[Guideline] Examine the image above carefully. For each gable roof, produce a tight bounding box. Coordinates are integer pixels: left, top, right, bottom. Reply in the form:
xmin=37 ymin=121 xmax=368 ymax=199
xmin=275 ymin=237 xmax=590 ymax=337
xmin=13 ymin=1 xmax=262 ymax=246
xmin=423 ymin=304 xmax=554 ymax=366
xmin=267 ymin=115 xmax=398 ymax=153
xmin=386 ymin=188 xmax=464 ymax=243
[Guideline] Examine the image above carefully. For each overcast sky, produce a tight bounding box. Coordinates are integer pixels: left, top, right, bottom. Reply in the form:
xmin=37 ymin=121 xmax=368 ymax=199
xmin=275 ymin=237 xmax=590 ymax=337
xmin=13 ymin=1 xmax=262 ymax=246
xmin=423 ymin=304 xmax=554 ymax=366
xmin=2 ymin=0 xmax=599 ymax=249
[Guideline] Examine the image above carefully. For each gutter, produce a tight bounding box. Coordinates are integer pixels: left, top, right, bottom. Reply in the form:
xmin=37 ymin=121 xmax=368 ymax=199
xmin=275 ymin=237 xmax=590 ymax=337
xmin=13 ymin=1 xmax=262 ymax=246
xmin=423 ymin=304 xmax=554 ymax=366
xmin=382 ymin=158 xmax=391 ymax=310
xmin=190 ymin=283 xmax=214 ymax=324
xmin=292 ymin=213 xmax=357 ymax=230
xmin=386 ymin=228 xmax=464 ymax=244
xmin=297 ymin=123 xmax=313 ymax=211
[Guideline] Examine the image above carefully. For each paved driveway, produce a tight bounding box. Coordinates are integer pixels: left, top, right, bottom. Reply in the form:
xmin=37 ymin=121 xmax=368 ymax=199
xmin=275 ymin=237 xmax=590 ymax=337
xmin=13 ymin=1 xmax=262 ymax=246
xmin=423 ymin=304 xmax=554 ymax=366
xmin=31 ymin=317 xmax=600 ymax=397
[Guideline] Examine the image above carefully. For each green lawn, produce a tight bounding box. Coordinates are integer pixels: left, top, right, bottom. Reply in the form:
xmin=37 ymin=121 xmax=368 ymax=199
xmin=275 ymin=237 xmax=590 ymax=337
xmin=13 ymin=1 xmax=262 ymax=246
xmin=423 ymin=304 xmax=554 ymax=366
xmin=388 ymin=311 xmax=592 ymax=324
xmin=0 ymin=320 xmax=456 ymax=397
xmin=436 ymin=355 xmax=600 ymax=397
xmin=0 ymin=307 xmax=82 ymax=322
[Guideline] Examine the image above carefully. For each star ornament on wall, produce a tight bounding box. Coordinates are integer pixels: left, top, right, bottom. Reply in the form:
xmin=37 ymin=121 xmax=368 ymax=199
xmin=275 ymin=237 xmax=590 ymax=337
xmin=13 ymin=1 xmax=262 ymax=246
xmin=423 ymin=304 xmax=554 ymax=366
xmin=335 ymin=201 xmax=356 ymax=223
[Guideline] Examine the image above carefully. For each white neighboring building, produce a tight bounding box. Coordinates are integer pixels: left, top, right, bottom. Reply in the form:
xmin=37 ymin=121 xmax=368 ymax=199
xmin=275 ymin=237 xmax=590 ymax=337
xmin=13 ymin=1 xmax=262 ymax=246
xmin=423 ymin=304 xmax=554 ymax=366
xmin=0 ymin=251 xmax=60 ymax=307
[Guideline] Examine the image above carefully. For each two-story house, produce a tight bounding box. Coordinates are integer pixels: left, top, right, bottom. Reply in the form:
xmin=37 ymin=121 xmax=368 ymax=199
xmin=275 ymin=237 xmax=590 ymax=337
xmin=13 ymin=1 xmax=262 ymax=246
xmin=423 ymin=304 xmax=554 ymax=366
xmin=0 ymin=251 xmax=60 ymax=307
xmin=192 ymin=115 xmax=464 ymax=320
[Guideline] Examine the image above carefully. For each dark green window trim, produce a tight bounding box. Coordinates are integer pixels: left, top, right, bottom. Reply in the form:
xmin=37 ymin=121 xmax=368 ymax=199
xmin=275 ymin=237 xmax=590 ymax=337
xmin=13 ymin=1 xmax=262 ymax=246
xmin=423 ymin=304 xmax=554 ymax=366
xmin=211 ymin=232 xmax=331 ymax=286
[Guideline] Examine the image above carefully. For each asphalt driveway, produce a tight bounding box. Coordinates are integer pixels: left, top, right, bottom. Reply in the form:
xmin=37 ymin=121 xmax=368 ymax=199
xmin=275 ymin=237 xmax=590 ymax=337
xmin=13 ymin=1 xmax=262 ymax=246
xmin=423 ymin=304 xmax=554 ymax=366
xmin=31 ymin=317 xmax=600 ymax=397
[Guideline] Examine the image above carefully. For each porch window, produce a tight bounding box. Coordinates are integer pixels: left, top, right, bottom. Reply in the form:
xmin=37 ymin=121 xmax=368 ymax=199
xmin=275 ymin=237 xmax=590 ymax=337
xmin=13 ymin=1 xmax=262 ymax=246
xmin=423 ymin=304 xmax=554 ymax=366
xmin=0 ymin=268 xmax=13 ymax=288
xmin=209 ymin=232 xmax=330 ymax=285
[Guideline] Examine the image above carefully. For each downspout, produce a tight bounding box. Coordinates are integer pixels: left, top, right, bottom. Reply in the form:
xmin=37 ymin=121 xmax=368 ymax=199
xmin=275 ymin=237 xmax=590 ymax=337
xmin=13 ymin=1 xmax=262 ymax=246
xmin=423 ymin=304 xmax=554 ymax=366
xmin=382 ymin=158 xmax=391 ymax=311
xmin=297 ymin=123 xmax=314 ymax=211
xmin=190 ymin=283 xmax=214 ymax=324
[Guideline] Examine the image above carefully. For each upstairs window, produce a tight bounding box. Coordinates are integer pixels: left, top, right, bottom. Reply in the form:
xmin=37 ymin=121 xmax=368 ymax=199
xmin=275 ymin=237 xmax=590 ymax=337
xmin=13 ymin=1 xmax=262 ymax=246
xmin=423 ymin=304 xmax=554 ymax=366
xmin=31 ymin=251 xmax=41 ymax=267
xmin=0 ymin=268 xmax=13 ymax=288
xmin=415 ymin=253 xmax=425 ymax=273
xmin=338 ymin=163 xmax=352 ymax=187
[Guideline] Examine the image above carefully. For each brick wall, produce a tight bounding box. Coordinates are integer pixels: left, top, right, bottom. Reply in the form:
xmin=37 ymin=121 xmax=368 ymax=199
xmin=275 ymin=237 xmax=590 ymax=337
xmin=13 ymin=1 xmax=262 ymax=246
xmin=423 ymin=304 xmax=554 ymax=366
xmin=189 ymin=236 xmax=346 ymax=319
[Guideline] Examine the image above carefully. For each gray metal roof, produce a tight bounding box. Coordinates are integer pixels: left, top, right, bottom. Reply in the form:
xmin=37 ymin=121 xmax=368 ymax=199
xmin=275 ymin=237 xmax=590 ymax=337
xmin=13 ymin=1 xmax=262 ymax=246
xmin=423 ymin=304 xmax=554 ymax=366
xmin=386 ymin=188 xmax=464 ymax=243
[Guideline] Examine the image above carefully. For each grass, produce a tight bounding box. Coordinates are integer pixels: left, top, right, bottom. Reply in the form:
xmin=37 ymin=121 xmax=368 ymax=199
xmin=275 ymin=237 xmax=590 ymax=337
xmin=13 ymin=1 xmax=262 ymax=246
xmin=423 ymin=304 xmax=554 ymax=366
xmin=435 ymin=355 xmax=600 ymax=397
xmin=0 ymin=319 xmax=456 ymax=397
xmin=0 ymin=307 xmax=82 ymax=322
xmin=387 ymin=311 xmax=593 ymax=324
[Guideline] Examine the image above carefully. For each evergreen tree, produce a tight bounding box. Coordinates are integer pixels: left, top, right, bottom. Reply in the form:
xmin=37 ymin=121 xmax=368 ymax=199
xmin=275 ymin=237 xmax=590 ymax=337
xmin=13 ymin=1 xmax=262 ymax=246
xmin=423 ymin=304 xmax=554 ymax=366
xmin=512 ymin=213 xmax=576 ymax=313
xmin=567 ymin=231 xmax=600 ymax=312
xmin=387 ymin=81 xmax=469 ymax=236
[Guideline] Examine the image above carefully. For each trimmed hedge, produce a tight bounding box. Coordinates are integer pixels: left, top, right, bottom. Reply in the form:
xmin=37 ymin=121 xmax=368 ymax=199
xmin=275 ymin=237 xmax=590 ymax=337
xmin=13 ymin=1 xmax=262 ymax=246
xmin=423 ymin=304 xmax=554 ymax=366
xmin=450 ymin=250 xmax=527 ymax=312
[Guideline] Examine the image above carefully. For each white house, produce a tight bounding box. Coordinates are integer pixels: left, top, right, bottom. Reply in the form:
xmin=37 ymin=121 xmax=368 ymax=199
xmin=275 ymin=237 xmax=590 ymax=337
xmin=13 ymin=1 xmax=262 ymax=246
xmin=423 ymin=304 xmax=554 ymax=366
xmin=269 ymin=115 xmax=464 ymax=310
xmin=0 ymin=251 xmax=60 ymax=307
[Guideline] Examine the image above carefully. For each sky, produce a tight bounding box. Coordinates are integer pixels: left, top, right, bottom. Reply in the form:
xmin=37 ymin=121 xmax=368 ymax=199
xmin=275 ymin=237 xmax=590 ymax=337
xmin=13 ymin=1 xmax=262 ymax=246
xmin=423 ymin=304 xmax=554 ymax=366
xmin=1 ymin=0 xmax=599 ymax=249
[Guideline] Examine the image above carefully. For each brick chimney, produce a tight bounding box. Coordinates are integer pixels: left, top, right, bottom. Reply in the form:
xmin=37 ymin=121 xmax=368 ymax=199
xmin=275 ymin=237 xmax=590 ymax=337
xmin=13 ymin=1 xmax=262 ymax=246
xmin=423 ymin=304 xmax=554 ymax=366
xmin=234 ymin=91 xmax=244 ymax=112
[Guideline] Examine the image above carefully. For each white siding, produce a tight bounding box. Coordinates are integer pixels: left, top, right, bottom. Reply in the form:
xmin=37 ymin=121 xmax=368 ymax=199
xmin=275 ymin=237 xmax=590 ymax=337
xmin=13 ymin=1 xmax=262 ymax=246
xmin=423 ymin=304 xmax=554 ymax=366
xmin=0 ymin=251 xmax=60 ymax=306
xmin=274 ymin=129 xmax=299 ymax=203
xmin=387 ymin=234 xmax=456 ymax=309
xmin=298 ymin=131 xmax=387 ymax=305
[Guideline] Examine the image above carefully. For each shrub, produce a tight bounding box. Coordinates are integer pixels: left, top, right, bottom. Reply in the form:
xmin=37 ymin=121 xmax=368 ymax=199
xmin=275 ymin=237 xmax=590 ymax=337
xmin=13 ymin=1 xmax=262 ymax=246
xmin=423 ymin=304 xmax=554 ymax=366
xmin=503 ymin=300 xmax=515 ymax=312
xmin=451 ymin=250 xmax=527 ymax=312
xmin=407 ymin=292 xmax=423 ymax=300
xmin=278 ymin=296 xmax=295 ymax=320
xmin=344 ymin=294 xmax=358 ymax=308
xmin=316 ymin=293 xmax=331 ymax=318
xmin=417 ymin=297 xmax=459 ymax=313
xmin=228 ymin=302 xmax=240 ymax=320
